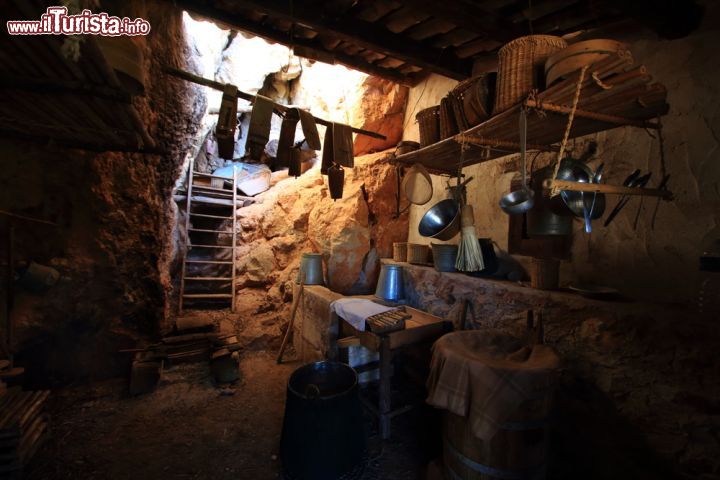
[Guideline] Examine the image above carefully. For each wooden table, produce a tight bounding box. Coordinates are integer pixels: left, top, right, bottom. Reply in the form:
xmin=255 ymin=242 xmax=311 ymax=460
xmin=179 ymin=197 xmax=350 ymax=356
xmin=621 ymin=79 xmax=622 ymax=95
xmin=337 ymin=306 xmax=451 ymax=439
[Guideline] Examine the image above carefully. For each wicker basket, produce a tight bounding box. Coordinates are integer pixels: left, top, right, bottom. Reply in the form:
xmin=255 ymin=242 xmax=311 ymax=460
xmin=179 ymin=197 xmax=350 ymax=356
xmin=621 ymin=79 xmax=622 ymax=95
xmin=416 ymin=106 xmax=440 ymax=147
xmin=393 ymin=242 xmax=408 ymax=262
xmin=406 ymin=243 xmax=430 ymax=265
xmin=450 ymin=73 xmax=496 ymax=130
xmin=494 ymin=35 xmax=567 ymax=114
xmin=439 ymin=96 xmax=459 ymax=139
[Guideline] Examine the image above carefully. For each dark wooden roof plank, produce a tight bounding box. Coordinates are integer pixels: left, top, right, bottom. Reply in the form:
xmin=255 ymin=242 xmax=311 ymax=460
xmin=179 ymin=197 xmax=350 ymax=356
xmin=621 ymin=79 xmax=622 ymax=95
xmin=431 ymin=28 xmax=481 ymax=49
xmin=381 ymin=6 xmax=431 ymax=33
xmin=398 ymin=0 xmax=527 ymax=41
xmin=404 ymin=17 xmax=457 ymax=41
xmin=355 ymin=0 xmax=404 ymax=22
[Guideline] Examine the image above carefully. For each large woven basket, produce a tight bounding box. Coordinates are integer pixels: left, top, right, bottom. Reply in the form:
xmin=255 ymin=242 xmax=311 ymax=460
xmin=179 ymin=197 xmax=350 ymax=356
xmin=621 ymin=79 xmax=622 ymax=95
xmin=439 ymin=96 xmax=459 ymax=139
xmin=494 ymin=35 xmax=567 ymax=114
xmin=450 ymin=73 xmax=496 ymax=130
xmin=416 ymin=106 xmax=440 ymax=147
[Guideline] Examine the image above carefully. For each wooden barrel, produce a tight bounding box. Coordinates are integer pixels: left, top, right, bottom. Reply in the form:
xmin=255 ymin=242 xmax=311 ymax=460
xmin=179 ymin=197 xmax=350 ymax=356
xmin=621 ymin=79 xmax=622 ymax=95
xmin=442 ymin=391 xmax=554 ymax=480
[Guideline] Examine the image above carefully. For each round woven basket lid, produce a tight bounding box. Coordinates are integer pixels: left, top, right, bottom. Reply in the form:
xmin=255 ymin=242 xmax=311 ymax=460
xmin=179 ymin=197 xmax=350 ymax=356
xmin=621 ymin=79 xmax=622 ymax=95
xmin=402 ymin=163 xmax=433 ymax=205
xmin=544 ymin=39 xmax=627 ymax=86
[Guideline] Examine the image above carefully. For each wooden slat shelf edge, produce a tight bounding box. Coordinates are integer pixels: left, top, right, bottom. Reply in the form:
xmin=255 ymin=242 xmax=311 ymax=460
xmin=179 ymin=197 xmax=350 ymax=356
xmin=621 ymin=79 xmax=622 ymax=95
xmin=543 ymin=179 xmax=673 ymax=199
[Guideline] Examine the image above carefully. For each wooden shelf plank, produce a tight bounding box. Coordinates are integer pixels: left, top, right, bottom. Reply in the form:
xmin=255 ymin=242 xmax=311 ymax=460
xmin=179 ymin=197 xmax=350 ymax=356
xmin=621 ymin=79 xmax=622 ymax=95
xmin=394 ymin=55 xmax=669 ymax=173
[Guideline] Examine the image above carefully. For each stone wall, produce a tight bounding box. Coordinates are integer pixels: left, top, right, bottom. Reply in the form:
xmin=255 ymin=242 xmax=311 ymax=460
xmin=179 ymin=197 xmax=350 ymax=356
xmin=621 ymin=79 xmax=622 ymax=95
xmin=3 ymin=0 xmax=205 ymax=383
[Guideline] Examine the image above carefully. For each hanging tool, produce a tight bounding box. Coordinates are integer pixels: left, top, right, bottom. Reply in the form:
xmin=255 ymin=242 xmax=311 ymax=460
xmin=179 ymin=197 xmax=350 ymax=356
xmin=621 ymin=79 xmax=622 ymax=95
xmin=277 ymin=271 xmax=305 ymax=364
xmin=604 ymin=172 xmax=651 ymax=227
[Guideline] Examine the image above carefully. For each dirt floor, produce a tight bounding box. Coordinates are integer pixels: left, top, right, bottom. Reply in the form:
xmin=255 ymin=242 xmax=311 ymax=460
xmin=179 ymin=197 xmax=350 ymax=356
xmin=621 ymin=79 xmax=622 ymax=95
xmin=24 ymin=351 xmax=441 ymax=480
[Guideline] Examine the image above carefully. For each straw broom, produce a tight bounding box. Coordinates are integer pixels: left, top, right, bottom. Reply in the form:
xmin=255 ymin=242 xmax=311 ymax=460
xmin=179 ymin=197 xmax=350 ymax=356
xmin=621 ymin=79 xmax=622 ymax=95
xmin=454 ymin=142 xmax=484 ymax=272
xmin=455 ymin=203 xmax=485 ymax=272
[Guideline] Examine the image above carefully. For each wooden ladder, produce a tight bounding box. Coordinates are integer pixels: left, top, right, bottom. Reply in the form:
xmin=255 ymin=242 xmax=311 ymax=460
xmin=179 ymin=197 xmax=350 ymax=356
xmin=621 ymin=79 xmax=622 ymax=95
xmin=179 ymin=159 xmax=237 ymax=313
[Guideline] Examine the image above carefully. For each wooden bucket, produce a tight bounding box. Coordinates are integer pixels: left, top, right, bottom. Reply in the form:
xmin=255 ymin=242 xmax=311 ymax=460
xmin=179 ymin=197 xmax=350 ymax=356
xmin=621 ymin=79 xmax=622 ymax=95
xmin=545 ymin=39 xmax=626 ymax=86
xmin=442 ymin=392 xmax=554 ymax=480
xmin=530 ymin=258 xmax=560 ymax=290
xmin=416 ymin=106 xmax=440 ymax=147
xmin=494 ymin=35 xmax=567 ymax=114
xmin=393 ymin=242 xmax=408 ymax=262
xmin=406 ymin=243 xmax=430 ymax=265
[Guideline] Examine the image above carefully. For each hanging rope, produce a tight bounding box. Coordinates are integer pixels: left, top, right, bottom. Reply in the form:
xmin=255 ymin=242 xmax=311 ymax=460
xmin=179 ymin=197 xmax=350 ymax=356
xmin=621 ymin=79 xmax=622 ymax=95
xmin=549 ymin=65 xmax=589 ymax=197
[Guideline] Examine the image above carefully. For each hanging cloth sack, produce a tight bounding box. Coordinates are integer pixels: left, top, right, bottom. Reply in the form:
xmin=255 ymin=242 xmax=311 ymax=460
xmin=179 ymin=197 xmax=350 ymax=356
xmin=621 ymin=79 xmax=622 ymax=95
xmin=297 ymin=108 xmax=321 ymax=150
xmin=277 ymin=108 xmax=300 ymax=168
xmin=215 ymin=84 xmax=238 ymax=159
xmin=333 ymin=122 xmax=354 ymax=168
xmin=245 ymin=94 xmax=274 ymax=161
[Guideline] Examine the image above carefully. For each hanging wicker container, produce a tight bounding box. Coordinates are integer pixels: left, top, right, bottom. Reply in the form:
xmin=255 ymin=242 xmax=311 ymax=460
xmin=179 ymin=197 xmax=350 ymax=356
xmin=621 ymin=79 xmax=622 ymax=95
xmin=416 ymin=106 xmax=440 ymax=147
xmin=450 ymin=73 xmax=496 ymax=130
xmin=406 ymin=243 xmax=430 ymax=265
xmin=393 ymin=242 xmax=408 ymax=262
xmin=439 ymin=96 xmax=459 ymax=139
xmin=494 ymin=35 xmax=568 ymax=114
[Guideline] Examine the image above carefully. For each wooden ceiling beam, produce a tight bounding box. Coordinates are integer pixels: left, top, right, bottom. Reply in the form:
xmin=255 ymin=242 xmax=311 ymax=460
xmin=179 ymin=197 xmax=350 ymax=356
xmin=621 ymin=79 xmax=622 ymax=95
xmin=398 ymin=0 xmax=527 ymax=42
xmin=176 ymin=0 xmax=416 ymax=85
xmin=209 ymin=0 xmax=471 ymax=80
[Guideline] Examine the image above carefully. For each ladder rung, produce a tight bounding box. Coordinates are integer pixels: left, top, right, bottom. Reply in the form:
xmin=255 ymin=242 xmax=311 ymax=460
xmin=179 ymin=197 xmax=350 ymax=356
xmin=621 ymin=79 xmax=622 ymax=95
xmin=193 ymin=172 xmax=233 ymax=180
xmin=183 ymin=294 xmax=233 ymax=299
xmin=188 ymin=228 xmax=229 ymax=234
xmin=189 ymin=212 xmax=233 ymax=220
xmin=185 ymin=277 xmax=233 ymax=281
xmin=189 ymin=244 xmax=233 ymax=249
xmin=192 ymin=185 xmax=234 ymax=195
xmin=185 ymin=260 xmax=233 ymax=265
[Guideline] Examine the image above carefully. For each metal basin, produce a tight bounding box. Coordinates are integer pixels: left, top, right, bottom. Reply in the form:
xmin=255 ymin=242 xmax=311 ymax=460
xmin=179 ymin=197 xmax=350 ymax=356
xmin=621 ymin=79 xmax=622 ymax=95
xmin=419 ymin=199 xmax=461 ymax=240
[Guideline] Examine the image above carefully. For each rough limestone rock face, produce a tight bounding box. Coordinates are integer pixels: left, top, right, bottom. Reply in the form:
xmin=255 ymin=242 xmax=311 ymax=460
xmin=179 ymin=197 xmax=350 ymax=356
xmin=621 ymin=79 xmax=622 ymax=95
xmin=308 ymin=189 xmax=371 ymax=293
xmin=292 ymin=61 xmax=408 ymax=155
xmin=199 ymin=152 xmax=408 ymax=350
xmin=350 ymin=76 xmax=409 ymax=155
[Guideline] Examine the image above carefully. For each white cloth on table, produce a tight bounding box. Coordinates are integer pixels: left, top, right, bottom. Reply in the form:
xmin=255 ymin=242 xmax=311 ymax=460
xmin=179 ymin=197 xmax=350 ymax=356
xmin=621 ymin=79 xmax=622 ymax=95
xmin=330 ymin=298 xmax=395 ymax=331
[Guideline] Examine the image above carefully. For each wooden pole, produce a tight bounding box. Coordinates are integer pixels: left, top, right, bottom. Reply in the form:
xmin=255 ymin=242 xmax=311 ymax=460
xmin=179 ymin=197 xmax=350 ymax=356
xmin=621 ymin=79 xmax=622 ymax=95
xmin=543 ymin=179 xmax=673 ymax=199
xmin=276 ymin=274 xmax=305 ymax=364
xmin=163 ymin=66 xmax=388 ymax=141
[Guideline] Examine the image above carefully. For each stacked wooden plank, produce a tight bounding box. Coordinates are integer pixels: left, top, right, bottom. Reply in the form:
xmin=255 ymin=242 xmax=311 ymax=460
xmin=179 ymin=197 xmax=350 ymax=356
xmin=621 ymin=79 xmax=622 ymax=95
xmin=0 ymin=389 xmax=50 ymax=478
xmin=396 ymin=51 xmax=669 ymax=173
